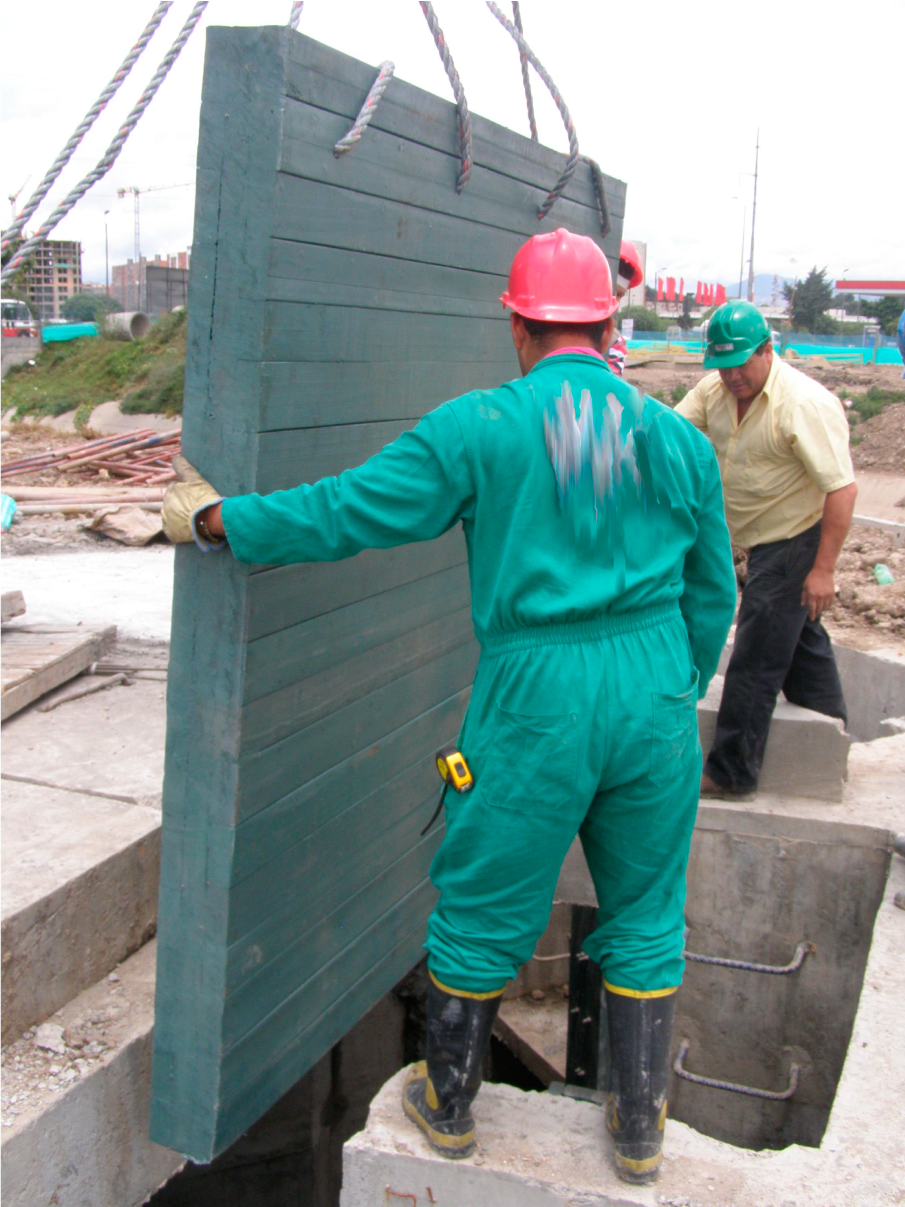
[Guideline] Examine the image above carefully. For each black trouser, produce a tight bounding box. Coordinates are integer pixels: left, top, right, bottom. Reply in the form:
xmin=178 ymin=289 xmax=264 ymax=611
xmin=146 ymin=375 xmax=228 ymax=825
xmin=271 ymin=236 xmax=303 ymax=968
xmin=705 ymin=522 xmax=847 ymax=793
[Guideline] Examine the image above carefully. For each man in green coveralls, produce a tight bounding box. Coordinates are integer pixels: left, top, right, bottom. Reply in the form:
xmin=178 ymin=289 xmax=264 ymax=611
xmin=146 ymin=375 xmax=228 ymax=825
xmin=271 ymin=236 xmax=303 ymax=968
xmin=163 ymin=228 xmax=736 ymax=1185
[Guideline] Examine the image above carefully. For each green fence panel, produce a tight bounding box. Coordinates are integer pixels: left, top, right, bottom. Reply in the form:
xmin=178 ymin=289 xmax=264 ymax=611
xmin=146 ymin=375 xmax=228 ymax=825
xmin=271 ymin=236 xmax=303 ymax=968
xmin=150 ymin=23 xmax=625 ymax=1161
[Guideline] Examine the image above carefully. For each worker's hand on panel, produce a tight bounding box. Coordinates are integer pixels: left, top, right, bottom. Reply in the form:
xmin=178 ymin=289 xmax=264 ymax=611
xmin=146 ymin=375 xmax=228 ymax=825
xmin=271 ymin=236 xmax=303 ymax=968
xmin=801 ymin=566 xmax=835 ymax=621
xmin=162 ymin=455 xmax=223 ymax=544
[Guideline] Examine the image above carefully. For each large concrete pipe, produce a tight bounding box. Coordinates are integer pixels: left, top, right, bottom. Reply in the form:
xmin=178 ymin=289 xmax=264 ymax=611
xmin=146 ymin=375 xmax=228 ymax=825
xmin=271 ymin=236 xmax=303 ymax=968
xmin=105 ymin=311 xmax=151 ymax=340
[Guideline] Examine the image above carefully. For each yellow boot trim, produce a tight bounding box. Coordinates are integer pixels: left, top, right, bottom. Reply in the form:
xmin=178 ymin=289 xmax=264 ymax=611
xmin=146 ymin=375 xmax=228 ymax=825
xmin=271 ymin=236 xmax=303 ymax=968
xmin=402 ymin=1064 xmax=475 ymax=1152
xmin=603 ymin=980 xmax=679 ymax=999
xmin=615 ymin=1150 xmax=663 ymax=1174
xmin=426 ymin=1077 xmax=439 ymax=1111
xmin=658 ymin=1099 xmax=668 ymax=1130
xmin=429 ymin=970 xmax=505 ymax=1000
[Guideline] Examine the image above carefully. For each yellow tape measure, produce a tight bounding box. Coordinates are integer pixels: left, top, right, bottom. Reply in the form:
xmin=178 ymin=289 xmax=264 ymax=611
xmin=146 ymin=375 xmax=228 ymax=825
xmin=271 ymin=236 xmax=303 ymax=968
xmin=435 ymin=742 xmax=474 ymax=793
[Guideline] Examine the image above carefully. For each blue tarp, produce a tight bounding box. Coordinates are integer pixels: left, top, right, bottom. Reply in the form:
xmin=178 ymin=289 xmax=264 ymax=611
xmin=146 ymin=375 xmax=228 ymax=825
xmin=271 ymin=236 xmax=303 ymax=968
xmin=40 ymin=322 xmax=99 ymax=343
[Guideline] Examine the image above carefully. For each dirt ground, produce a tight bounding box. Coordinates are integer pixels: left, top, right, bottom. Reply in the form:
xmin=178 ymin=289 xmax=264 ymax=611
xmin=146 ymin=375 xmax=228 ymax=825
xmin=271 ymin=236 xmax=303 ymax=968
xmin=626 ymin=355 xmax=903 ymax=402
xmin=4 ymin=420 xmax=904 ymax=646
xmin=849 ymin=403 xmax=905 ymax=473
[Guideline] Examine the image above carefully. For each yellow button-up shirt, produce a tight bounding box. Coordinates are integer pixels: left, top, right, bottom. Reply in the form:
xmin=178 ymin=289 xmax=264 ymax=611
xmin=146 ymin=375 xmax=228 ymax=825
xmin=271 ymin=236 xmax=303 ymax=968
xmin=676 ymin=356 xmax=854 ymax=548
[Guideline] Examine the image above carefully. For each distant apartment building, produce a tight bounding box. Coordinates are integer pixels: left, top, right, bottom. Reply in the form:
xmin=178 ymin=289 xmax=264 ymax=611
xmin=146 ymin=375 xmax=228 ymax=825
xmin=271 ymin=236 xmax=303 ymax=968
xmin=24 ymin=240 xmax=82 ymax=321
xmin=112 ymin=249 xmax=191 ymax=314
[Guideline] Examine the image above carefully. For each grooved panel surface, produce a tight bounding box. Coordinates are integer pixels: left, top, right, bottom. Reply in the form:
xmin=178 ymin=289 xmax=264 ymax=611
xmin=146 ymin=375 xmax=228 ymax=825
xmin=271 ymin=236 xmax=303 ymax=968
xmin=150 ymin=24 xmax=624 ymax=1161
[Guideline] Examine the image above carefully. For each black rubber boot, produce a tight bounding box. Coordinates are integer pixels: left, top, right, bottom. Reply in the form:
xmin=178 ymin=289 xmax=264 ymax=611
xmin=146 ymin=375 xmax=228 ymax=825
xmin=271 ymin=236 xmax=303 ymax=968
xmin=402 ymin=973 xmax=502 ymax=1159
xmin=604 ymin=986 xmax=677 ymax=1184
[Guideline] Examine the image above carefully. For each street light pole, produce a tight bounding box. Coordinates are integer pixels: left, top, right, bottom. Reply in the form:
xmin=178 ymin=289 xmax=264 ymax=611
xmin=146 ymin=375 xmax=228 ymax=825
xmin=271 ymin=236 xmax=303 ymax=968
xmin=746 ymin=129 xmax=760 ymax=303
xmin=738 ymin=205 xmax=746 ymax=301
xmin=104 ymin=211 xmax=110 ymax=300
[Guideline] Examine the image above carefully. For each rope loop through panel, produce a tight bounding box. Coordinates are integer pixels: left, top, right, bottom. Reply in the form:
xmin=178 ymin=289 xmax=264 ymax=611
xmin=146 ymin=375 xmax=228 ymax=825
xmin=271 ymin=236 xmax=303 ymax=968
xmin=1 ymin=1 xmax=207 ymax=286
xmin=419 ymin=3 xmax=473 ymax=193
xmin=511 ymin=3 xmax=538 ymax=142
xmin=287 ymin=1 xmax=303 ymax=31
xmin=334 ymin=61 xmax=396 ymax=157
xmin=486 ymin=1 xmax=578 ymax=221
xmin=1 ymin=2 xmax=172 ymax=252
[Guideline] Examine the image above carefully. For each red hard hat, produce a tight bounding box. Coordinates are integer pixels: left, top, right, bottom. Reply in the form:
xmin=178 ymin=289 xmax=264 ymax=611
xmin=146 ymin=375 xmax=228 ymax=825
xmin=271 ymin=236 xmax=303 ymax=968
xmin=500 ymin=228 xmax=617 ymax=323
xmin=617 ymin=240 xmax=644 ymax=290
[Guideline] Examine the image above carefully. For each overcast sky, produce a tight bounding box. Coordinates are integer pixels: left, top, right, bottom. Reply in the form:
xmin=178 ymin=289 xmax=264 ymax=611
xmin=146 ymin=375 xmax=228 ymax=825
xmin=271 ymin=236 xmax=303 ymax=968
xmin=2 ymin=0 xmax=902 ymax=292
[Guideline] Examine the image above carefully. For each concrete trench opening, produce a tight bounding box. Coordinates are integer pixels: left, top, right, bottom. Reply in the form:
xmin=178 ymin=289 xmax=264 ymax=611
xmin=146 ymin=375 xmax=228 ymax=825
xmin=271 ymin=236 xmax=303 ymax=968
xmin=669 ymin=812 xmax=890 ymax=1151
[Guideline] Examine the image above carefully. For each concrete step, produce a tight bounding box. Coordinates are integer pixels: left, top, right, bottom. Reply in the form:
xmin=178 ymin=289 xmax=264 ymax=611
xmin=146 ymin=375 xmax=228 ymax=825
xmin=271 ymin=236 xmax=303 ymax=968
xmin=698 ymin=673 xmax=849 ymax=800
xmin=1 ymin=651 xmax=167 ymax=1042
xmin=0 ymin=941 xmax=183 ymax=1207
xmin=1 ymin=778 xmax=160 ymax=1044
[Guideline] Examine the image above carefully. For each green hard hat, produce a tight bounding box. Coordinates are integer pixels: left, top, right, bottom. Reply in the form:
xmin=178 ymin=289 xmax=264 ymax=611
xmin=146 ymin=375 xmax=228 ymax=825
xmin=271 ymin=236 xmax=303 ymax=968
xmin=704 ymin=300 xmax=772 ymax=368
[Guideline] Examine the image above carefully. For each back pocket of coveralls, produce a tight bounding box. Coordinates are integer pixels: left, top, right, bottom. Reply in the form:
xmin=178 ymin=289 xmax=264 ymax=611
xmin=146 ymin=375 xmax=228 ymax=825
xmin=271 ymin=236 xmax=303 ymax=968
xmin=480 ymin=705 xmax=579 ymax=816
xmin=649 ymin=670 xmax=700 ymax=786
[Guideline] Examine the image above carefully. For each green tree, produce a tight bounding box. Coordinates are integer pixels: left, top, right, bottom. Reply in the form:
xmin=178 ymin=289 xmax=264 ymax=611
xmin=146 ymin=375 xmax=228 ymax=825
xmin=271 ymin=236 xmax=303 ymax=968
xmin=619 ymin=305 xmax=663 ymax=332
xmin=862 ymin=295 xmax=902 ymax=336
xmin=782 ymin=267 xmax=836 ymax=333
xmin=61 ymin=292 xmax=122 ymax=322
xmin=677 ymin=292 xmax=695 ymax=329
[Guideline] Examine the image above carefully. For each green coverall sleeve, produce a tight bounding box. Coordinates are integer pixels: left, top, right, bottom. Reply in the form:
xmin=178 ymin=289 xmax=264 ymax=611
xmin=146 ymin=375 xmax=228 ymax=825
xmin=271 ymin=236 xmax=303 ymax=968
xmin=680 ymin=447 xmax=737 ymax=697
xmin=220 ymin=404 xmax=475 ymax=566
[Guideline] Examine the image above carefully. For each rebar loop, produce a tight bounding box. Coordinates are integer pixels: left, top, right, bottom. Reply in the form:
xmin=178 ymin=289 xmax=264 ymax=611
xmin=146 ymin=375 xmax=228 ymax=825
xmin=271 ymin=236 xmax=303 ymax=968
xmin=684 ymin=941 xmax=817 ymax=976
xmin=674 ymin=1040 xmax=800 ymax=1101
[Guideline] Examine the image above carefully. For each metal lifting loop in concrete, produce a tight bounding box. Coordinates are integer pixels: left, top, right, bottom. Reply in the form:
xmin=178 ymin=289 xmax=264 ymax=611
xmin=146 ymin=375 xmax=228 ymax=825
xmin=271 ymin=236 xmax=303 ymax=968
xmin=674 ymin=1040 xmax=800 ymax=1101
xmin=684 ymin=940 xmax=817 ymax=976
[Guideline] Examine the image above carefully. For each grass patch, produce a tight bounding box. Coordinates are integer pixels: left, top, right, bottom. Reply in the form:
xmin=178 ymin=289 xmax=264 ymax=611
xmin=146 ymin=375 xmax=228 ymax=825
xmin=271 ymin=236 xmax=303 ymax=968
xmin=3 ymin=309 xmax=187 ymax=420
xmin=671 ymin=383 xmax=689 ymax=403
xmin=841 ymin=385 xmax=905 ymax=425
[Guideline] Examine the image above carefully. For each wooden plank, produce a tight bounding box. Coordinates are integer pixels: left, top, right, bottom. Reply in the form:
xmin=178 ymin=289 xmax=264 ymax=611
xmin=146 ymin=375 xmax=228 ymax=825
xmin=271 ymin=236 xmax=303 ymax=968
xmin=259 ymin=359 xmax=516 ymax=432
xmin=263 ymin=300 xmax=510 ymax=371
xmin=1 ymin=590 xmax=26 ymax=623
xmin=243 ymin=606 xmax=475 ymax=753
xmin=153 ymin=24 xmax=626 ymax=1163
xmin=272 ymin=173 xmax=549 ymax=276
xmin=237 ymin=642 xmax=479 ymax=820
xmin=246 ymin=527 xmax=467 ymax=635
xmin=279 ymin=99 xmax=622 ymax=244
xmin=215 ymin=902 xmax=432 ymax=1151
xmin=283 ymin=34 xmax=627 ymax=215
xmin=225 ymin=824 xmax=442 ymax=1044
xmin=244 ymin=562 xmax=471 ymax=701
xmin=0 ymin=625 xmax=116 ymax=721
xmin=219 ymin=876 xmax=438 ymax=1118
xmin=231 ymin=685 xmax=470 ymax=886
xmin=150 ymin=24 xmax=290 ymax=1162
xmin=268 ymin=237 xmax=506 ymax=319
xmin=228 ymin=752 xmax=440 ymax=967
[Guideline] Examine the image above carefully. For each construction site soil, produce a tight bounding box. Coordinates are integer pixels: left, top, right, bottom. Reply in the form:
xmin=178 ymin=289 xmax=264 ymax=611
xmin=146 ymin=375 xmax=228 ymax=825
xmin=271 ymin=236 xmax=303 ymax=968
xmin=4 ymin=407 xmax=904 ymax=646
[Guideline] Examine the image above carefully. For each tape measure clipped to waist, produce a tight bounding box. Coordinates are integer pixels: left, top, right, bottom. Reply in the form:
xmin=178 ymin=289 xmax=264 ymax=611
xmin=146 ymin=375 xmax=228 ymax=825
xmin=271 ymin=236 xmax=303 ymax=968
xmin=422 ymin=742 xmax=474 ymax=836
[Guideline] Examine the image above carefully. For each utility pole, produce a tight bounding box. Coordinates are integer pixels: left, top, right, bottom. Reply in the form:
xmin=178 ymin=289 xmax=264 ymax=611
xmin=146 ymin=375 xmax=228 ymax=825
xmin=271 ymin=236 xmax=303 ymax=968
xmin=746 ymin=129 xmax=759 ymax=303
xmin=738 ymin=205 xmax=746 ymax=300
xmin=104 ymin=211 xmax=111 ymax=300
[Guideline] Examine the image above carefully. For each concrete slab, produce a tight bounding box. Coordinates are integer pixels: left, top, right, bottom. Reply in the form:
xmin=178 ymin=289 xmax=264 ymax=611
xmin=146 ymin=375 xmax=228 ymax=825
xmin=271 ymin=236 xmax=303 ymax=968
xmin=0 ymin=942 xmax=184 ymax=1207
xmin=1 ymin=671 xmax=168 ymax=805
xmin=344 ymin=833 xmax=905 ymax=1207
xmin=854 ymin=471 xmax=905 ymax=522
xmin=698 ymin=673 xmax=849 ymax=800
xmin=1 ymin=778 xmax=160 ymax=1043
xmin=2 ymin=548 xmax=174 ymax=641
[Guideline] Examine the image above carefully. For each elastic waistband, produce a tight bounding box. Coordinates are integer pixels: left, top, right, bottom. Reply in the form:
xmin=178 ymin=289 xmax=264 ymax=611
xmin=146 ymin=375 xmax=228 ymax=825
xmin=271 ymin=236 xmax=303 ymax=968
xmin=480 ymin=601 xmax=682 ymax=655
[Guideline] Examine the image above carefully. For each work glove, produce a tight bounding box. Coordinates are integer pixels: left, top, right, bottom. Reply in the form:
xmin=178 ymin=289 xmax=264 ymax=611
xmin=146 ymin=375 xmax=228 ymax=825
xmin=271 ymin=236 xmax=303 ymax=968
xmin=162 ymin=455 xmax=222 ymax=544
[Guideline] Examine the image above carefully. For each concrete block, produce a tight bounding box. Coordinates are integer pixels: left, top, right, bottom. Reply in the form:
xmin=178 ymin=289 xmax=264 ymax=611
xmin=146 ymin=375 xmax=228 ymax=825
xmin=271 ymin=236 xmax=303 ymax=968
xmin=879 ymin=715 xmax=905 ymax=737
xmin=0 ymin=942 xmax=183 ymax=1207
xmin=1 ymin=779 xmax=160 ymax=1043
xmin=698 ymin=674 xmax=849 ymax=800
xmin=832 ymin=644 xmax=905 ymax=740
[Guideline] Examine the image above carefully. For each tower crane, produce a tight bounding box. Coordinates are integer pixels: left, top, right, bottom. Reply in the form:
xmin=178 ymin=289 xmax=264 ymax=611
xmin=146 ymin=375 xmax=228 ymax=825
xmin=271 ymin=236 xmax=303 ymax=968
xmin=116 ymin=182 xmax=191 ymax=309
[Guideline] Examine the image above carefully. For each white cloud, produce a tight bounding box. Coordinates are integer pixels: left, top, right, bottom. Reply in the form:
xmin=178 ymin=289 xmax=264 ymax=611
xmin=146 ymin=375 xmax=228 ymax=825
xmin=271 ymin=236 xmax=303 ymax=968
xmin=3 ymin=0 xmax=902 ymax=288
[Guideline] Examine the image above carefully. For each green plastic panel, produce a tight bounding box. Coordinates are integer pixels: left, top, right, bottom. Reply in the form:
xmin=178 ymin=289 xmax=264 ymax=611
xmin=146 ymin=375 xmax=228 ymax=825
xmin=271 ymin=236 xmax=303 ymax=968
xmin=150 ymin=24 xmax=625 ymax=1161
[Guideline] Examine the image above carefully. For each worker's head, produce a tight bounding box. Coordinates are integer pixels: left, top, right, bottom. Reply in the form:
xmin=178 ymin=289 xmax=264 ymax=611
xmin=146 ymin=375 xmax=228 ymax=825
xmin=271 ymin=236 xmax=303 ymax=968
xmin=501 ymin=228 xmax=618 ymax=374
xmin=615 ymin=239 xmax=644 ymax=303
xmin=704 ymin=301 xmax=774 ymax=404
